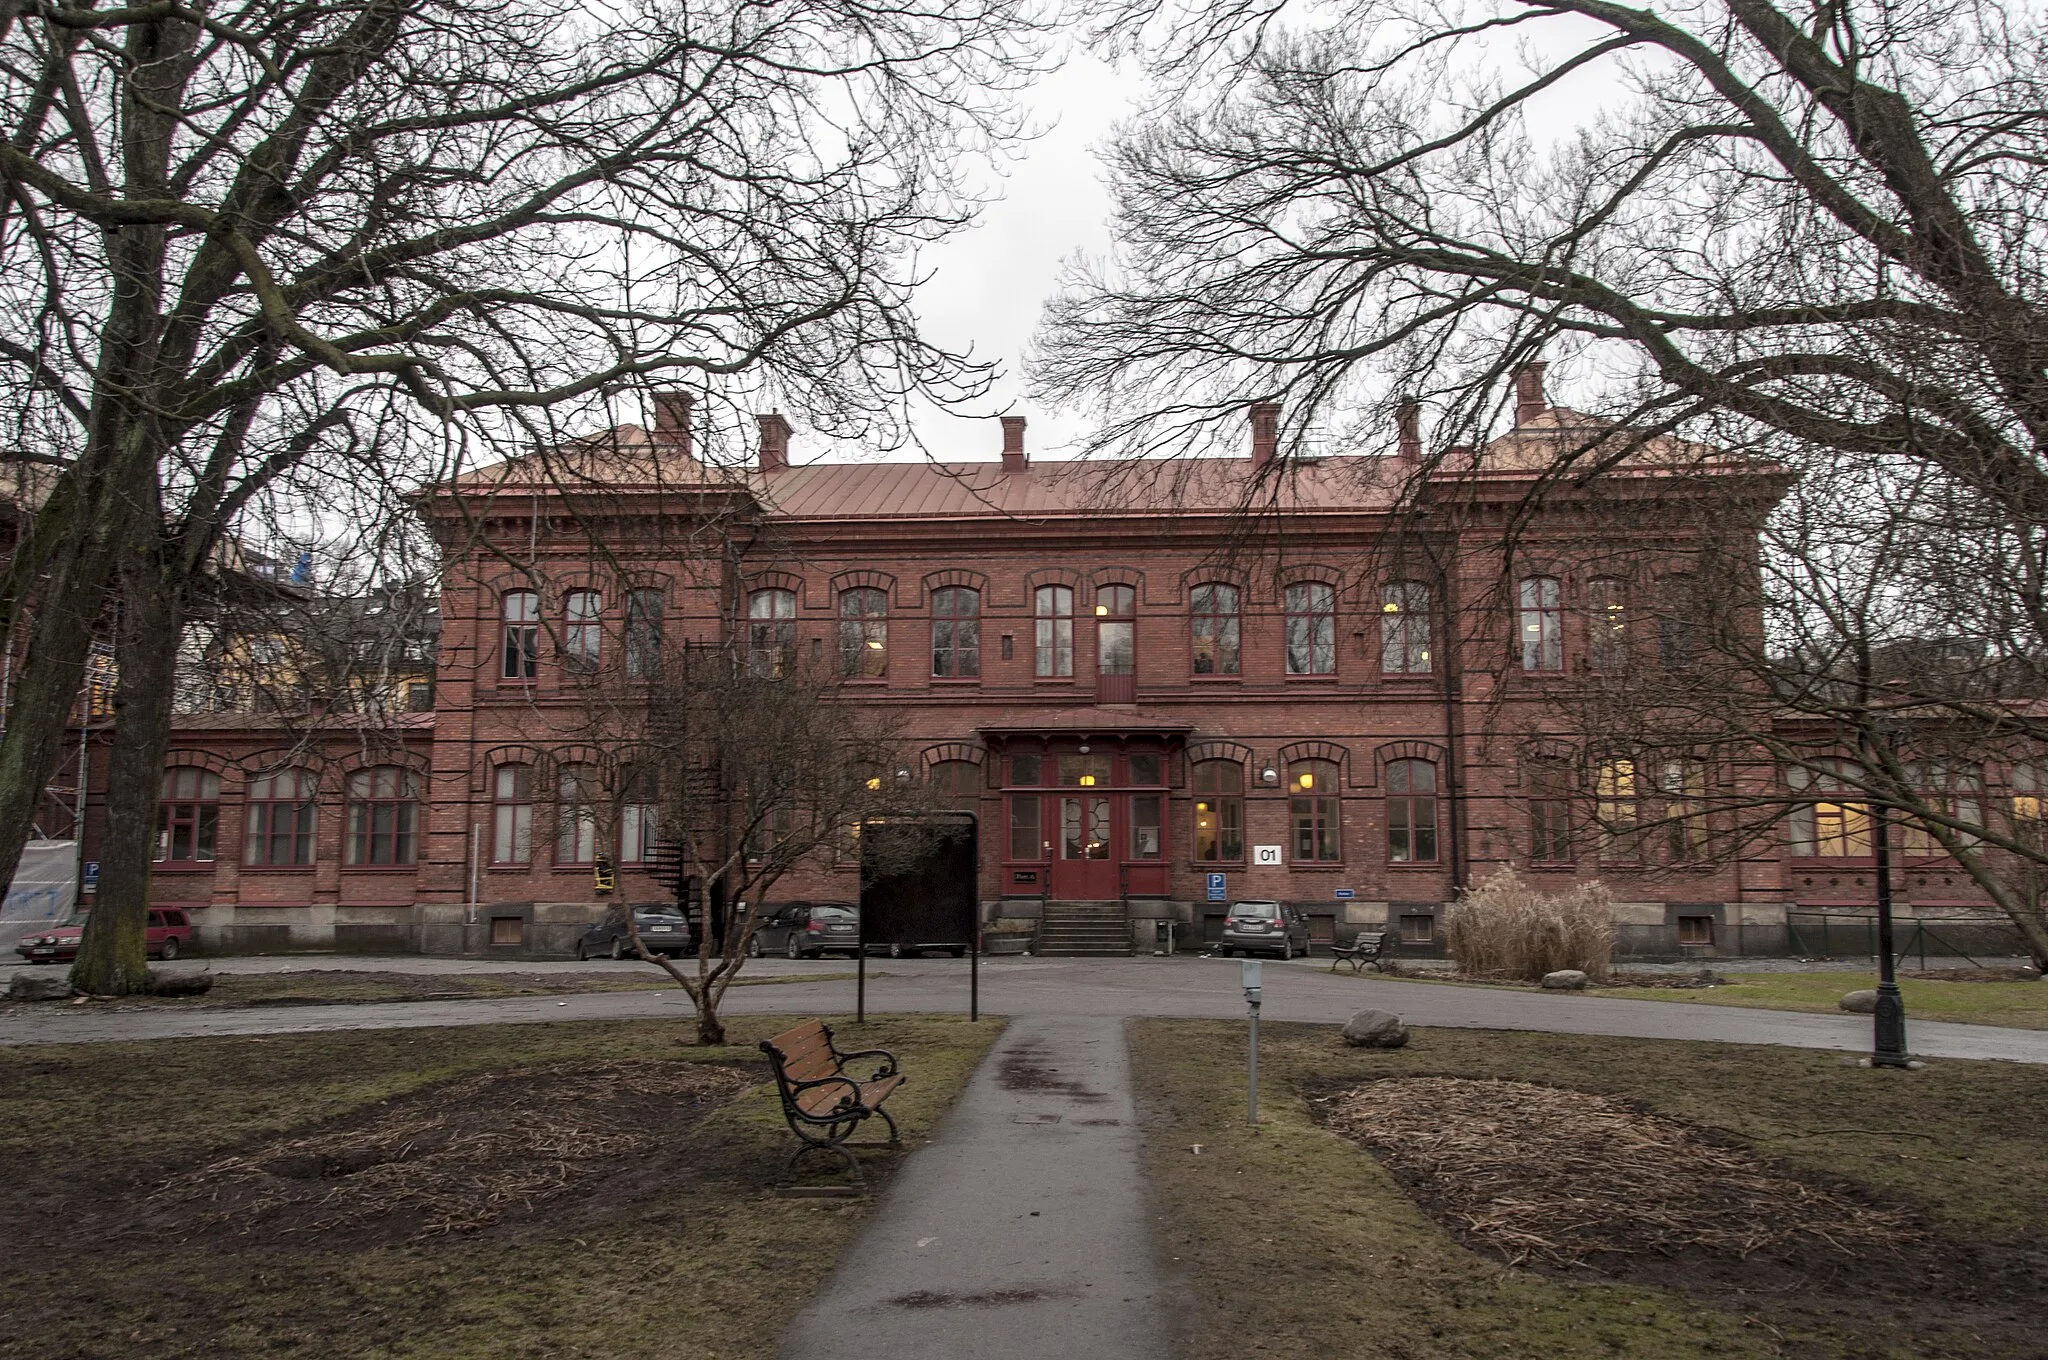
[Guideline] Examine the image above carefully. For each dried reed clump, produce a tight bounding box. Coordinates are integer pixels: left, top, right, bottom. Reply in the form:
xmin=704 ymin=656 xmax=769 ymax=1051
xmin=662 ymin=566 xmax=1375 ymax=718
xmin=1323 ymin=1077 xmax=1913 ymax=1269
xmin=1442 ymin=867 xmax=1614 ymax=982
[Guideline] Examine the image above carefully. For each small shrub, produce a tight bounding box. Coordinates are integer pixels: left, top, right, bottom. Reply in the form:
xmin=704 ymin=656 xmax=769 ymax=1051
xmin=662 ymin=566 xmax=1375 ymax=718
xmin=1442 ymin=868 xmax=1614 ymax=982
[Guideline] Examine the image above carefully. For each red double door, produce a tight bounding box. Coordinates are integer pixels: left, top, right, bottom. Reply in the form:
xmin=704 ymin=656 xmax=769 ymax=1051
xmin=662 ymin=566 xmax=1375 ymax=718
xmin=1007 ymin=749 xmax=1168 ymax=900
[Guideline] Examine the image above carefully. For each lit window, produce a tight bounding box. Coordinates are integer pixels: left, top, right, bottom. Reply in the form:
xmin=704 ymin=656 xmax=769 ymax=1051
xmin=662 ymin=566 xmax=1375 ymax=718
xmin=1788 ymin=760 xmax=1870 ymax=857
xmin=1380 ymin=582 xmax=1431 ymax=674
xmin=1588 ymin=578 xmax=1627 ymax=670
xmin=1192 ymin=760 xmax=1244 ymax=863
xmin=1596 ymin=757 xmax=1641 ymax=859
xmin=1291 ymin=758 xmax=1341 ymax=860
xmin=839 ymin=587 xmax=888 ymax=678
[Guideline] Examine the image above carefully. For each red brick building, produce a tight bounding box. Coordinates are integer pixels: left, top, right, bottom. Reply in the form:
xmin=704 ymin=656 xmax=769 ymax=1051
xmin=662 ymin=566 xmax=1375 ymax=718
xmin=105 ymin=369 xmax=2017 ymax=959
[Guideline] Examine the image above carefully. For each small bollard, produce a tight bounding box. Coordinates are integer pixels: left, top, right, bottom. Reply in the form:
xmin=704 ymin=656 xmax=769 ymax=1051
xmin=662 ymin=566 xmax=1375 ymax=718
xmin=1242 ymin=958 xmax=1262 ymax=1126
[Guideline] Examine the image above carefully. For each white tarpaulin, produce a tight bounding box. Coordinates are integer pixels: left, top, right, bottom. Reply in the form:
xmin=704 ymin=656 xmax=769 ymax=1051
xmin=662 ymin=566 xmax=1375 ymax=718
xmin=3 ymin=840 xmax=79 ymax=924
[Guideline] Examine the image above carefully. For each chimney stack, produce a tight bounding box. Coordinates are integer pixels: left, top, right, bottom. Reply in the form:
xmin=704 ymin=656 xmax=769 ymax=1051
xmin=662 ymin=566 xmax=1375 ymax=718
xmin=1249 ymin=402 xmax=1281 ymax=470
xmin=756 ymin=412 xmax=792 ymax=473
xmin=651 ymin=391 xmax=694 ymax=458
xmin=1000 ymin=415 xmax=1028 ymax=474
xmin=1513 ymin=361 xmax=1549 ymax=427
xmin=1395 ymin=399 xmax=1422 ymax=465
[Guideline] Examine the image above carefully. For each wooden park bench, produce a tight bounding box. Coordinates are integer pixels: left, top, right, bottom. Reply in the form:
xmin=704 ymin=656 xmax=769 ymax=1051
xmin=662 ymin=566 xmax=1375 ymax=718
xmin=1328 ymin=930 xmax=1394 ymax=975
xmin=759 ymin=1020 xmax=905 ymax=1189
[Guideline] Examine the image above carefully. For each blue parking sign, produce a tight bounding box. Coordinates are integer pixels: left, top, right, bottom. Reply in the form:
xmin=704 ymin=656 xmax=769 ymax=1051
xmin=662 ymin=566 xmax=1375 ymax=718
xmin=1206 ymin=872 xmax=1227 ymax=902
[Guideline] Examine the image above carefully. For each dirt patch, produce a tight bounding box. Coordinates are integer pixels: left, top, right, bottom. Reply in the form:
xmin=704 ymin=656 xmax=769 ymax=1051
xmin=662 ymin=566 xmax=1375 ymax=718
xmin=150 ymin=1059 xmax=754 ymax=1242
xmin=1321 ymin=1076 xmax=1911 ymax=1272
xmin=1899 ymin=967 xmax=2040 ymax=983
xmin=888 ymin=1287 xmax=1072 ymax=1309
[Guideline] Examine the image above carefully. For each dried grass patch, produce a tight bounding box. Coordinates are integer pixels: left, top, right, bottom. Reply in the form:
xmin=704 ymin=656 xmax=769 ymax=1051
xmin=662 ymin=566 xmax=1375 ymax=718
xmin=155 ymin=1059 xmax=755 ymax=1239
xmin=1322 ymin=1076 xmax=1914 ymax=1270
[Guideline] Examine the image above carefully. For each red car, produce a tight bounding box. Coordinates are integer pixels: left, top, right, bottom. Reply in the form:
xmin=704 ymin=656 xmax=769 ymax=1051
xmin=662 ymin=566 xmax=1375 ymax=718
xmin=15 ymin=908 xmax=194 ymax=964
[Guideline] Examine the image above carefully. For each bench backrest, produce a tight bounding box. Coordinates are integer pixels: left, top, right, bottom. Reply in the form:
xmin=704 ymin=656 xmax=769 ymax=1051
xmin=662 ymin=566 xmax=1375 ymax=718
xmin=1354 ymin=931 xmax=1388 ymax=955
xmin=763 ymin=1020 xmax=841 ymax=1084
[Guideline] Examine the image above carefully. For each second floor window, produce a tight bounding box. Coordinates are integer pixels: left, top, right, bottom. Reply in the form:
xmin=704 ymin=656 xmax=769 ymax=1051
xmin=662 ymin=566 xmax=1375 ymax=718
xmin=625 ymin=589 xmax=664 ymax=678
xmin=564 ymin=590 xmax=601 ymax=672
xmin=1380 ymin=582 xmax=1431 ymax=674
xmin=156 ymin=768 xmax=220 ymax=864
xmin=1096 ymin=585 xmax=1135 ymax=675
xmin=1190 ymin=583 xmax=1240 ymax=675
xmin=1518 ymin=576 xmax=1562 ymax=671
xmin=1035 ymin=584 xmax=1073 ymax=677
xmin=1290 ymin=758 xmax=1341 ymax=860
xmin=1386 ymin=759 xmax=1438 ymax=863
xmin=840 ymin=587 xmax=888 ymax=678
xmin=1285 ymin=582 xmax=1336 ymax=675
xmin=492 ymin=763 xmax=534 ymax=863
xmin=931 ymin=586 xmax=980 ymax=677
xmin=501 ymin=590 xmax=539 ymax=680
xmin=748 ymin=588 xmax=796 ymax=678
xmin=1192 ymin=759 xmax=1243 ymax=862
xmin=246 ymin=768 xmax=317 ymax=866
xmin=346 ymin=766 xmax=418 ymax=866
xmin=1588 ymin=577 xmax=1627 ymax=670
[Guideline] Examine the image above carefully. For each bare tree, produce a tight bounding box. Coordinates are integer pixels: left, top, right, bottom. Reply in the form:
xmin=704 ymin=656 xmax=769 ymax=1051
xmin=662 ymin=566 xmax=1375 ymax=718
xmin=0 ymin=0 xmax=1041 ymax=991
xmin=565 ymin=635 xmax=946 ymax=1045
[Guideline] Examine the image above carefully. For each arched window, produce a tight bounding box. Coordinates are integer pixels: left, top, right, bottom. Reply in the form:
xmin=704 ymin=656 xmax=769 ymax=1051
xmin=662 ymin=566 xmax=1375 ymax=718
xmin=1380 ymin=582 xmax=1431 ymax=674
xmin=1518 ymin=576 xmax=1562 ymax=672
xmin=1787 ymin=760 xmax=1870 ymax=858
xmin=1095 ymin=585 xmax=1135 ymax=675
xmin=555 ymin=762 xmax=599 ymax=864
xmin=1385 ymin=759 xmax=1437 ymax=863
xmin=1660 ymin=758 xmax=1710 ymax=860
xmin=625 ymin=588 xmax=665 ymax=678
xmin=1190 ymin=583 xmax=1240 ymax=675
xmin=748 ymin=587 xmax=797 ymax=677
xmin=931 ymin=760 xmax=979 ymax=809
xmin=246 ymin=768 xmax=317 ymax=866
xmin=564 ymin=590 xmax=601 ymax=672
xmin=156 ymin=768 xmax=220 ymax=864
xmin=346 ymin=766 xmax=418 ymax=865
xmin=1587 ymin=578 xmax=1627 ymax=671
xmin=1284 ymin=582 xmax=1336 ymax=675
xmin=1290 ymin=758 xmax=1341 ymax=860
xmin=931 ymin=586 xmax=980 ymax=677
xmin=1527 ymin=757 xmax=1572 ymax=863
xmin=1595 ymin=756 xmax=1642 ymax=859
xmin=501 ymin=589 xmax=539 ymax=680
xmin=491 ymin=763 xmax=534 ymax=864
xmin=839 ymin=587 xmax=888 ymax=678
xmin=1035 ymin=584 xmax=1073 ymax=677
xmin=619 ymin=766 xmax=660 ymax=864
xmin=1192 ymin=760 xmax=1244 ymax=862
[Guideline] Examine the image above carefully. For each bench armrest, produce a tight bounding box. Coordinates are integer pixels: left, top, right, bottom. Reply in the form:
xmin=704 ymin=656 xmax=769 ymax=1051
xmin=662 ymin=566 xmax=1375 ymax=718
xmin=831 ymin=1046 xmax=899 ymax=1079
xmin=788 ymin=1074 xmax=868 ymax=1118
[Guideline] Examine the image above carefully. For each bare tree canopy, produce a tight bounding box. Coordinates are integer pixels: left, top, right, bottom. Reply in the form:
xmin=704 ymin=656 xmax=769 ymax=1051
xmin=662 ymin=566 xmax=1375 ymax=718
xmin=0 ymin=0 xmax=1043 ymax=990
xmin=1041 ymin=0 xmax=2048 ymax=520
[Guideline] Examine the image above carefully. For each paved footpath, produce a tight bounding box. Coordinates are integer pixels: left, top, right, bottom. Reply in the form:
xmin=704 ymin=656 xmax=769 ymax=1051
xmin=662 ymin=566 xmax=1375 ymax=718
xmin=778 ymin=1015 xmax=1169 ymax=1360
xmin=4 ymin=956 xmax=2046 ymax=1064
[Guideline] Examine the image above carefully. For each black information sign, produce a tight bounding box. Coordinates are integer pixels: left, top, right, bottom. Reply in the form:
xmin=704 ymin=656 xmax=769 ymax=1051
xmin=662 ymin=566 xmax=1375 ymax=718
xmin=857 ymin=813 xmax=980 ymax=1021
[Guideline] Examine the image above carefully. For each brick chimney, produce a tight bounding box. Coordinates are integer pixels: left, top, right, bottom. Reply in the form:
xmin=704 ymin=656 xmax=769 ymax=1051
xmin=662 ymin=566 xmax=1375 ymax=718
xmin=1000 ymin=415 xmax=1027 ymax=474
xmin=1249 ymin=402 xmax=1281 ymax=469
xmin=651 ymin=390 xmax=693 ymax=458
xmin=1514 ymin=361 xmax=1549 ymax=427
xmin=1395 ymin=399 xmax=1422 ymax=465
xmin=756 ymin=412 xmax=792 ymax=472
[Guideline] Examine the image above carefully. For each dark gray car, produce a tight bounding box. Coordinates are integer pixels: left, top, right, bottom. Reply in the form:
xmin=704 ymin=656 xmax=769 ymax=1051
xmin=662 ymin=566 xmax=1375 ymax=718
xmin=1216 ymin=900 xmax=1312 ymax=959
xmin=749 ymin=902 xmax=861 ymax=958
xmin=576 ymin=904 xmax=694 ymax=960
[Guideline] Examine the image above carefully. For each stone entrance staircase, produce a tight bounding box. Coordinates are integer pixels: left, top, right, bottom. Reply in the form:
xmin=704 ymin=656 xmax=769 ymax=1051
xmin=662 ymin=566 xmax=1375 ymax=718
xmin=1034 ymin=901 xmax=1133 ymax=957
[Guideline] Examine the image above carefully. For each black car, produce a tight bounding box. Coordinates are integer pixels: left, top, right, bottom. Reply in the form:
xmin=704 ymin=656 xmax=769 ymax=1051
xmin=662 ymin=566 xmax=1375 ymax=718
xmin=576 ymin=904 xmax=695 ymax=960
xmin=749 ymin=902 xmax=861 ymax=958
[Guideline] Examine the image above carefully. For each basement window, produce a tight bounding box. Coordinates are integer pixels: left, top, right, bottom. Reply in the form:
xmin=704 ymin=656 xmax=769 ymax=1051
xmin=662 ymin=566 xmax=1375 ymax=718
xmin=1677 ymin=915 xmax=1715 ymax=947
xmin=490 ymin=916 xmax=524 ymax=946
xmin=1398 ymin=913 xmax=1434 ymax=944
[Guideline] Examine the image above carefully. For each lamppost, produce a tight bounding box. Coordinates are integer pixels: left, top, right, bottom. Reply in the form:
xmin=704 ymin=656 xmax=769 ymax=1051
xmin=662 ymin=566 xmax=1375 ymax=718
xmin=1866 ymin=747 xmax=1911 ymax=1068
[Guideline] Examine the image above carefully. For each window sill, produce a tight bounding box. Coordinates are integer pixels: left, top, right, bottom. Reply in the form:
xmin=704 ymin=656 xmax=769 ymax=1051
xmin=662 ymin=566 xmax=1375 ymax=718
xmin=1527 ymin=860 xmax=1577 ymax=870
xmin=1385 ymin=861 xmax=1443 ymax=870
xmin=1187 ymin=672 xmax=1242 ymax=682
xmin=1289 ymin=862 xmax=1346 ymax=872
xmin=341 ymin=863 xmax=419 ymax=873
xmin=153 ymin=863 xmax=218 ymax=873
xmin=242 ymin=865 xmax=317 ymax=874
xmin=929 ymin=676 xmax=982 ymax=686
xmin=1031 ymin=676 xmax=1077 ymax=685
xmin=841 ymin=677 xmax=889 ymax=687
xmin=1377 ymin=672 xmax=1436 ymax=683
xmin=1283 ymin=672 xmax=1340 ymax=681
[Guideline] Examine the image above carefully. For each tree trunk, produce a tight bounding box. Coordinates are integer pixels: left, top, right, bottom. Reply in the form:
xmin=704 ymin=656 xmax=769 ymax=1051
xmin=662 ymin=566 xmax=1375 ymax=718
xmin=695 ymin=1007 xmax=727 ymax=1047
xmin=70 ymin=533 xmax=183 ymax=996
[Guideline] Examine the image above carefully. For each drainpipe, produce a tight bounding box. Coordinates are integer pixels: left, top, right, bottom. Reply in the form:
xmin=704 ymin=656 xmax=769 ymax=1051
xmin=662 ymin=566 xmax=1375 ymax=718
xmin=1421 ymin=531 xmax=1466 ymax=895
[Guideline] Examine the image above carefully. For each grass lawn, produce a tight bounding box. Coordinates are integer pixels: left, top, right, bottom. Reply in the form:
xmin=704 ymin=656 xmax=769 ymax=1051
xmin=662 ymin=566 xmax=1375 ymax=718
xmin=1596 ymin=970 xmax=2048 ymax=1029
xmin=40 ymin=967 xmax=857 ymax=1010
xmin=0 ymin=1012 xmax=999 ymax=1359
xmin=1132 ymin=1020 xmax=2048 ymax=1359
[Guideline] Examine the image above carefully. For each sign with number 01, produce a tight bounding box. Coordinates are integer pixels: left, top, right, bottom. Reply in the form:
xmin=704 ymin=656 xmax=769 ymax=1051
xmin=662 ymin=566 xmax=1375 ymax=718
xmin=1252 ymin=844 xmax=1283 ymax=866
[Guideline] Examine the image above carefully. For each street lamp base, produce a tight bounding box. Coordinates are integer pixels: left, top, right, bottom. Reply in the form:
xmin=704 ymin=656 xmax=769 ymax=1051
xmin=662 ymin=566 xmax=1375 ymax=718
xmin=1858 ymin=1057 xmax=1926 ymax=1070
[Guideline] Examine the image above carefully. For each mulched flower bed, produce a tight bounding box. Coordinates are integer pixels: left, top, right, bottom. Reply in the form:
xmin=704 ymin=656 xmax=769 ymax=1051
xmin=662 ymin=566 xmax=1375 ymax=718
xmin=1320 ymin=1076 xmax=1913 ymax=1270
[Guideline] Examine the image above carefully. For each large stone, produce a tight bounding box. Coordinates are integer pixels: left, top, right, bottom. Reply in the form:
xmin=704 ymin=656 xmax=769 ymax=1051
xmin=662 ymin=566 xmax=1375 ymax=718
xmin=8 ymin=971 xmax=73 ymax=1002
xmin=1541 ymin=969 xmax=1589 ymax=990
xmin=1839 ymin=989 xmax=1879 ymax=1014
xmin=148 ymin=969 xmax=215 ymax=998
xmin=1342 ymin=1008 xmax=1409 ymax=1048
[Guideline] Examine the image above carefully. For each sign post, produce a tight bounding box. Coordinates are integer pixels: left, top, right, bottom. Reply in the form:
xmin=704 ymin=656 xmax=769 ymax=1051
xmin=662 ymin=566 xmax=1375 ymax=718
xmin=1241 ymin=958 xmax=1262 ymax=1127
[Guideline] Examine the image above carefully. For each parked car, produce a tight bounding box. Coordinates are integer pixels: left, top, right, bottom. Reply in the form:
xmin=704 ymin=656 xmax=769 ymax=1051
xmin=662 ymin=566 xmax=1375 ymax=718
xmin=1216 ymin=900 xmax=1312 ymax=959
xmin=14 ymin=908 xmax=194 ymax=964
xmin=866 ymin=936 xmax=970 ymax=959
xmin=575 ymin=904 xmax=695 ymax=960
xmin=750 ymin=902 xmax=861 ymax=958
